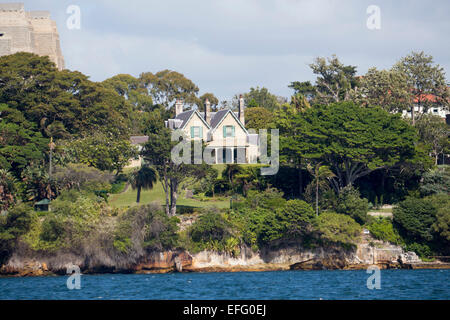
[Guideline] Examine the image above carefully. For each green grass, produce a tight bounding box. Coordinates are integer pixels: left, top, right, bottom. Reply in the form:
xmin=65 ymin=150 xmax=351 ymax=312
xmin=109 ymin=181 xmax=230 ymax=209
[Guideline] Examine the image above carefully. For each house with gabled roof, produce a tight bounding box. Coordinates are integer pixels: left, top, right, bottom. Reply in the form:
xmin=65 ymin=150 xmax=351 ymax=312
xmin=165 ymin=96 xmax=259 ymax=164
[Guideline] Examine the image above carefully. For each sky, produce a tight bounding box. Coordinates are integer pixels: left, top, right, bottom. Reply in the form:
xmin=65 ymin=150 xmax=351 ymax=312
xmin=17 ymin=0 xmax=450 ymax=102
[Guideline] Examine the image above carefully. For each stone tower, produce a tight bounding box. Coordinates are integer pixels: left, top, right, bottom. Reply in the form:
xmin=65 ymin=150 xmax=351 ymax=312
xmin=0 ymin=3 xmax=65 ymax=70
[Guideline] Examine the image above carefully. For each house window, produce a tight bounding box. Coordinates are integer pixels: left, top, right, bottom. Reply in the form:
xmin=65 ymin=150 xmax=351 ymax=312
xmin=190 ymin=126 xmax=202 ymax=138
xmin=223 ymin=125 xmax=235 ymax=137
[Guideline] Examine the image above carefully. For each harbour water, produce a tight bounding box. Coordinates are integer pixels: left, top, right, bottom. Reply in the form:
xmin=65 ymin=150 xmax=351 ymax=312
xmin=1 ymin=269 xmax=449 ymax=300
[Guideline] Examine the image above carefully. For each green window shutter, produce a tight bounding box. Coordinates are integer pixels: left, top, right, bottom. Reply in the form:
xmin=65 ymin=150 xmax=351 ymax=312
xmin=191 ymin=126 xmax=194 ymax=138
xmin=200 ymin=127 xmax=203 ymax=139
xmin=232 ymin=126 xmax=235 ymax=137
xmin=223 ymin=126 xmax=226 ymax=138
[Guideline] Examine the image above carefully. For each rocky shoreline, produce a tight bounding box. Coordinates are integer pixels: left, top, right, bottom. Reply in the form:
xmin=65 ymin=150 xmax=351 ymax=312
xmin=2 ymin=240 xmax=450 ymax=277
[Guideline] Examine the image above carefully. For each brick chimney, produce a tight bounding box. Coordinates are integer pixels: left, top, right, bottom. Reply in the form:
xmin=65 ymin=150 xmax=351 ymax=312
xmin=204 ymin=98 xmax=211 ymax=124
xmin=175 ymin=99 xmax=183 ymax=116
xmin=238 ymin=95 xmax=245 ymax=126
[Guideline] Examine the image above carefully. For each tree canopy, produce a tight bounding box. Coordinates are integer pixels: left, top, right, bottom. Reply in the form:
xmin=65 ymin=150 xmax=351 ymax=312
xmin=140 ymin=69 xmax=199 ymax=110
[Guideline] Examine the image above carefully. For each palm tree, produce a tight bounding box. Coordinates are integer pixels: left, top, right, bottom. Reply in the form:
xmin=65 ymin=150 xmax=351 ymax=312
xmin=129 ymin=166 xmax=158 ymax=203
xmin=290 ymin=93 xmax=311 ymax=112
xmin=307 ymin=163 xmax=336 ymax=216
xmin=21 ymin=165 xmax=55 ymax=201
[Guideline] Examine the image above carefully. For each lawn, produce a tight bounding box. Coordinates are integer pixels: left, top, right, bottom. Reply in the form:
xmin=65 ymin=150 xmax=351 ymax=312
xmin=109 ymin=164 xmax=263 ymax=210
xmin=109 ymin=181 xmax=230 ymax=209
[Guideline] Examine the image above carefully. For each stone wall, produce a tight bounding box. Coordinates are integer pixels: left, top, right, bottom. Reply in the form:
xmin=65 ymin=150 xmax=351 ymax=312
xmin=0 ymin=36 xmax=12 ymax=56
xmin=0 ymin=3 xmax=65 ymax=70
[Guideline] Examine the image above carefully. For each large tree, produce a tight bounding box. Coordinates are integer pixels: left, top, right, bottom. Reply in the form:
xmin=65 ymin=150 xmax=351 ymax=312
xmin=416 ymin=114 xmax=449 ymax=165
xmin=301 ymin=55 xmax=358 ymax=105
xmin=273 ymin=103 xmax=313 ymax=196
xmin=245 ymin=107 xmax=274 ymax=130
xmin=0 ymin=53 xmax=132 ymax=139
xmin=142 ymin=128 xmax=207 ymax=216
xmin=393 ymin=51 xmax=449 ymax=125
xmin=292 ymin=102 xmax=418 ymax=192
xmin=65 ymin=133 xmax=138 ymax=175
xmin=102 ymin=74 xmax=154 ymax=134
xmin=198 ymin=93 xmax=219 ymax=111
xmin=352 ymin=67 xmax=411 ymax=112
xmin=0 ymin=104 xmax=48 ymax=177
xmin=242 ymin=86 xmax=281 ymax=111
xmin=102 ymin=74 xmax=153 ymax=111
xmin=139 ymin=70 xmax=199 ymax=110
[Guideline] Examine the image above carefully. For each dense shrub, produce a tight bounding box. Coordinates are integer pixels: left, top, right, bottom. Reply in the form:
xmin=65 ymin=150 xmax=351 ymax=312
xmin=144 ymin=209 xmax=179 ymax=250
xmin=404 ymin=242 xmax=433 ymax=258
xmin=419 ymin=166 xmax=450 ymax=197
xmin=53 ymin=163 xmax=114 ymax=194
xmin=23 ymin=196 xmax=105 ymax=251
xmin=271 ymin=199 xmax=316 ymax=239
xmin=316 ymin=212 xmax=361 ymax=247
xmin=367 ymin=217 xmax=403 ymax=245
xmin=393 ymin=197 xmax=437 ymax=242
xmin=40 ymin=215 xmax=66 ymax=242
xmin=235 ymin=207 xmax=274 ymax=249
xmin=335 ymin=186 xmax=369 ymax=224
xmin=187 ymin=209 xmax=239 ymax=255
xmin=190 ymin=211 xmax=233 ymax=243
xmin=244 ymin=188 xmax=286 ymax=210
xmin=114 ymin=203 xmax=179 ymax=253
xmin=0 ymin=204 xmax=33 ymax=264
xmin=431 ymin=194 xmax=450 ymax=242
xmin=231 ymin=199 xmax=316 ymax=248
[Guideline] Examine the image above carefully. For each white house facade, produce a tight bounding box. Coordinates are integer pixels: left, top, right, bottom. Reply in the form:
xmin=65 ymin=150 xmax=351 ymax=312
xmin=165 ymin=96 xmax=259 ymax=164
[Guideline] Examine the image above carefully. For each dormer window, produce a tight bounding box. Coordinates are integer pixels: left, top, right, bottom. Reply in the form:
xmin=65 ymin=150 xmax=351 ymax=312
xmin=223 ymin=125 xmax=235 ymax=137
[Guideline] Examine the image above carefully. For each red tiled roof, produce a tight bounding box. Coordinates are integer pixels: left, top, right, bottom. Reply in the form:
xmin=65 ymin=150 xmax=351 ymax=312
xmin=414 ymin=93 xmax=439 ymax=103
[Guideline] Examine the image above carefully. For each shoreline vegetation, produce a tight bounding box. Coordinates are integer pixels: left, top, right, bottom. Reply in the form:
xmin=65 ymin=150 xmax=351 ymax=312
xmin=1 ymin=52 xmax=449 ymax=279
xmin=2 ymin=245 xmax=450 ymax=278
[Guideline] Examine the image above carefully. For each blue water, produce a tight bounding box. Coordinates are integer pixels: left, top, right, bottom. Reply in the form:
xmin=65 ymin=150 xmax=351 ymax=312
xmin=0 ymin=270 xmax=449 ymax=300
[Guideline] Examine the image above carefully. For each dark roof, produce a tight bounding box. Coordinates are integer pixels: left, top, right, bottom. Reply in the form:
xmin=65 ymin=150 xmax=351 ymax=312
xmin=35 ymin=199 xmax=51 ymax=205
xmin=130 ymin=136 xmax=149 ymax=145
xmin=175 ymin=110 xmax=195 ymax=128
xmin=210 ymin=109 xmax=229 ymax=129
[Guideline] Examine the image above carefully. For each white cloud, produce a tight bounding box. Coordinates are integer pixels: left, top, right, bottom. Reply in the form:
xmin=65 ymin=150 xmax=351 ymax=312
xmin=21 ymin=0 xmax=450 ymax=101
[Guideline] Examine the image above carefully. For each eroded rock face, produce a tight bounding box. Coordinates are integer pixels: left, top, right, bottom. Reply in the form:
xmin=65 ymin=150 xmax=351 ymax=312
xmin=0 ymin=236 xmax=429 ymax=276
xmin=0 ymin=248 xmax=193 ymax=276
xmin=186 ymin=245 xmax=359 ymax=272
xmin=0 ymin=260 xmax=53 ymax=277
xmin=399 ymin=251 xmax=421 ymax=264
xmin=135 ymin=251 xmax=192 ymax=273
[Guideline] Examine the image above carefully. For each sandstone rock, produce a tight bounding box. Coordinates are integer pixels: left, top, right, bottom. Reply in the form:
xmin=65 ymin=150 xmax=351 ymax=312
xmin=136 ymin=251 xmax=192 ymax=273
xmin=399 ymin=251 xmax=421 ymax=264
